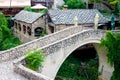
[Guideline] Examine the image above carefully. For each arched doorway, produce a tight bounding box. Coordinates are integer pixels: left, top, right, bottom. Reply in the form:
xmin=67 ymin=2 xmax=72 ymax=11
xmin=23 ymin=25 xmax=26 ymax=34
xmin=27 ymin=26 xmax=31 ymax=36
xmin=34 ymin=27 xmax=43 ymax=37
xmin=55 ymin=43 xmax=99 ymax=80
xmin=18 ymin=24 xmax=21 ymax=31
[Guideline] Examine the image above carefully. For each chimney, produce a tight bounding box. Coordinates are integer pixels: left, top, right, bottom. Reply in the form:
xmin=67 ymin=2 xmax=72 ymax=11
xmin=63 ymin=5 xmax=68 ymax=10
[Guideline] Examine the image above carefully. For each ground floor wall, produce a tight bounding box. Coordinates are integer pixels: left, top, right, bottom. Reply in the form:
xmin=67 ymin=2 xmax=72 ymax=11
xmin=47 ymin=23 xmax=94 ymax=34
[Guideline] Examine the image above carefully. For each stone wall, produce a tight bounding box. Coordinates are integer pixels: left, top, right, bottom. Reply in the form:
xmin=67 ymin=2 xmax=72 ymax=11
xmin=14 ymin=16 xmax=45 ymax=43
xmin=14 ymin=20 xmax=32 ymax=42
xmin=13 ymin=57 xmax=52 ymax=80
xmin=94 ymin=44 xmax=114 ymax=80
xmin=0 ymin=26 xmax=82 ymax=62
xmin=47 ymin=24 xmax=94 ymax=34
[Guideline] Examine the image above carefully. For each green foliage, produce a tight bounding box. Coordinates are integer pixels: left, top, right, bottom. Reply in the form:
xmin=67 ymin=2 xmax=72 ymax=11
xmin=25 ymin=49 xmax=45 ymax=71
xmin=100 ymin=31 xmax=120 ymax=80
xmin=110 ymin=0 xmax=118 ymax=5
xmin=24 ymin=7 xmax=47 ymax=14
xmin=0 ymin=12 xmax=8 ymax=26
xmin=39 ymin=9 xmax=47 ymax=14
xmin=57 ymin=55 xmax=79 ymax=78
xmin=0 ymin=12 xmax=21 ymax=50
xmin=101 ymin=31 xmax=118 ymax=65
xmin=24 ymin=6 xmax=33 ymax=12
xmin=78 ymin=57 xmax=98 ymax=80
xmin=56 ymin=55 xmax=98 ymax=80
xmin=1 ymin=36 xmax=21 ymax=50
xmin=117 ymin=0 xmax=120 ymax=17
xmin=88 ymin=0 xmax=102 ymax=3
xmin=65 ymin=0 xmax=86 ymax=9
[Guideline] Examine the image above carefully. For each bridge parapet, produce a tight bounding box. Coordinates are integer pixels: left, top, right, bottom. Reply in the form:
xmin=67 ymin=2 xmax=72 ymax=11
xmin=0 ymin=26 xmax=82 ymax=62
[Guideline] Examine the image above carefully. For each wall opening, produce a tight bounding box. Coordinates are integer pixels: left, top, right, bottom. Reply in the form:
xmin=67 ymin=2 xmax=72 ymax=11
xmin=34 ymin=27 xmax=43 ymax=37
xmin=55 ymin=43 xmax=99 ymax=80
xmin=27 ymin=26 xmax=31 ymax=36
xmin=23 ymin=25 xmax=26 ymax=34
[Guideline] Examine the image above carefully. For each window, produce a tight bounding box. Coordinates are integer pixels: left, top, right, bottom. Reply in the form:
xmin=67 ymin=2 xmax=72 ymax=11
xmin=18 ymin=24 xmax=21 ymax=31
xmin=14 ymin=22 xmax=17 ymax=29
xmin=23 ymin=25 xmax=26 ymax=34
xmin=34 ymin=27 xmax=43 ymax=37
xmin=27 ymin=26 xmax=31 ymax=36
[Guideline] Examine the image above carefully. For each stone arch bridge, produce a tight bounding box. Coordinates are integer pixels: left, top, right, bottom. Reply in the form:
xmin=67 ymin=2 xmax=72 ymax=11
xmin=0 ymin=26 xmax=119 ymax=80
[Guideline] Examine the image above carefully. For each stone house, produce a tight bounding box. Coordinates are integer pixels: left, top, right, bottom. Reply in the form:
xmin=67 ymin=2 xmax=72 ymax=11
xmin=14 ymin=10 xmax=45 ymax=43
xmin=47 ymin=9 xmax=109 ymax=34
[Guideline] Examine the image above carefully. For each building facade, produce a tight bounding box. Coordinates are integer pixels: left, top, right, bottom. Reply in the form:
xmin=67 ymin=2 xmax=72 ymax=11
xmin=14 ymin=10 xmax=45 ymax=43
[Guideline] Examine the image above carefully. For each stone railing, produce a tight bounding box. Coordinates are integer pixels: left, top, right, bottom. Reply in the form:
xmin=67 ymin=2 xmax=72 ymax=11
xmin=13 ymin=56 xmax=52 ymax=80
xmin=0 ymin=26 xmax=83 ymax=62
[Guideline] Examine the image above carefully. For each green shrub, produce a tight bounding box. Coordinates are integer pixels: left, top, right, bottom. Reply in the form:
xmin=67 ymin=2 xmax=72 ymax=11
xmin=57 ymin=55 xmax=80 ymax=78
xmin=0 ymin=13 xmax=21 ymax=50
xmin=25 ymin=49 xmax=45 ymax=71
xmin=56 ymin=55 xmax=98 ymax=80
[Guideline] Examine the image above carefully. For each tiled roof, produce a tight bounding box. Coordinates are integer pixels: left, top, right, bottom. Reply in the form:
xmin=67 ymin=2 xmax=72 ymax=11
xmin=14 ymin=10 xmax=43 ymax=23
xmin=48 ymin=9 xmax=109 ymax=25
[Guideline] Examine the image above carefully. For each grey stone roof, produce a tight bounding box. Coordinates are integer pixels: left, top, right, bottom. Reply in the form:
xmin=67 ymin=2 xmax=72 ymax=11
xmin=48 ymin=9 xmax=109 ymax=25
xmin=14 ymin=10 xmax=43 ymax=23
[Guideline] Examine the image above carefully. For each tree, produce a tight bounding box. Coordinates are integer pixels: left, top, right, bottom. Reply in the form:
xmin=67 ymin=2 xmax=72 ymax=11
xmin=88 ymin=0 xmax=102 ymax=3
xmin=0 ymin=12 xmax=11 ymax=45
xmin=100 ymin=31 xmax=120 ymax=80
xmin=0 ymin=12 xmax=21 ymax=50
xmin=117 ymin=0 xmax=120 ymax=17
xmin=65 ymin=0 xmax=86 ymax=9
xmin=109 ymin=0 xmax=120 ymax=17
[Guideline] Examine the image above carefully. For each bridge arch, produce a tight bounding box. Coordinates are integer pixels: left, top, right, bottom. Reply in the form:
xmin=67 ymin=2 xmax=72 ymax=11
xmin=55 ymin=41 xmax=100 ymax=79
xmin=40 ymin=29 xmax=113 ymax=80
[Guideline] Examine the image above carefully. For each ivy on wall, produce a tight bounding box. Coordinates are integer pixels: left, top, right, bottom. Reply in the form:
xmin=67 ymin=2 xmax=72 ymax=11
xmin=100 ymin=31 xmax=120 ymax=80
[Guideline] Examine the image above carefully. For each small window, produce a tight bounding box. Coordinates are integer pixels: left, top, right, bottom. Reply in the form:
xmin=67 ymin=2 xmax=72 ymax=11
xmin=27 ymin=26 xmax=31 ymax=36
xmin=14 ymin=22 xmax=17 ymax=29
xmin=18 ymin=24 xmax=21 ymax=31
xmin=34 ymin=27 xmax=43 ymax=37
xmin=23 ymin=25 xmax=26 ymax=34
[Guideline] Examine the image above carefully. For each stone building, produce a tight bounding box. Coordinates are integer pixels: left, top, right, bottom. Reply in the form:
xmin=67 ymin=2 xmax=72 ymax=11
xmin=47 ymin=9 xmax=109 ymax=34
xmin=14 ymin=10 xmax=45 ymax=43
xmin=0 ymin=0 xmax=31 ymax=16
